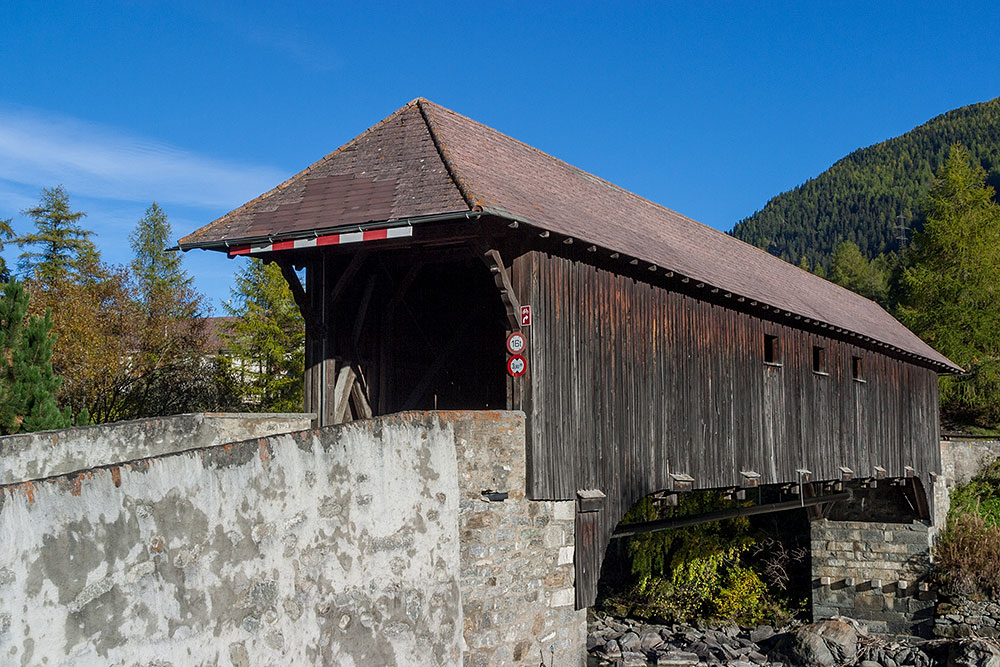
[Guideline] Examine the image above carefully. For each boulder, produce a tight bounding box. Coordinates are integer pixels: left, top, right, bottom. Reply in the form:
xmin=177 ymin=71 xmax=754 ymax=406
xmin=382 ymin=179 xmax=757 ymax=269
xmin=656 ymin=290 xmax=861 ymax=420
xmin=751 ymin=625 xmax=776 ymax=643
xmin=772 ymin=629 xmax=836 ymax=667
xmin=812 ymin=620 xmax=858 ymax=664
xmin=640 ymin=629 xmax=664 ymax=651
xmin=619 ymin=630 xmax=641 ymax=652
xmin=620 ymin=651 xmax=648 ymax=666
xmin=947 ymin=638 xmax=1000 ymax=667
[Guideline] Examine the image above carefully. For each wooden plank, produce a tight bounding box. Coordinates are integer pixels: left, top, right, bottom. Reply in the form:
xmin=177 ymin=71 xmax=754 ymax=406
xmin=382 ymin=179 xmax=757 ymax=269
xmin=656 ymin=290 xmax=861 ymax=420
xmin=332 ymin=364 xmax=355 ymax=425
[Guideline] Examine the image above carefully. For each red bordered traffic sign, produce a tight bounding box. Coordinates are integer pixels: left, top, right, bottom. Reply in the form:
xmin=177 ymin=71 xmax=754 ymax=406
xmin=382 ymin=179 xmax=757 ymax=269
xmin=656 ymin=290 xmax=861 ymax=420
xmin=507 ymin=355 xmax=527 ymax=377
xmin=506 ymin=331 xmax=527 ymax=355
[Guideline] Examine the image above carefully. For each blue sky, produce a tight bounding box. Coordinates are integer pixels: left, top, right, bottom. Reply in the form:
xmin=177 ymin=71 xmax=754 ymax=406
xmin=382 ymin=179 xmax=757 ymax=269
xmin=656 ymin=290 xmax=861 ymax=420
xmin=2 ymin=1 xmax=998 ymax=312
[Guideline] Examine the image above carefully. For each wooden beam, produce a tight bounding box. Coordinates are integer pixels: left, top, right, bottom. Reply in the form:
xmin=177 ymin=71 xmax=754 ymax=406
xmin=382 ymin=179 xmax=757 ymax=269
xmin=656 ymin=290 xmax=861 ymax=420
xmin=276 ymin=260 xmax=315 ymax=329
xmin=482 ymin=248 xmax=522 ymax=330
xmin=332 ymin=364 xmax=356 ymax=425
xmin=350 ymin=374 xmax=373 ymax=420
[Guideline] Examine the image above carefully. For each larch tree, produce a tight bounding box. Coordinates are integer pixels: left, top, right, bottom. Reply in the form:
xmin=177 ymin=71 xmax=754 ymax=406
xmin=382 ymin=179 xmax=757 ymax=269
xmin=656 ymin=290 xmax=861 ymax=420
xmin=123 ymin=203 xmax=224 ymax=417
xmin=896 ymin=144 xmax=1000 ymax=426
xmin=15 ymin=186 xmax=99 ymax=283
xmin=0 ymin=279 xmax=70 ymax=434
xmin=0 ymin=217 xmax=13 ymax=282
xmin=222 ymin=258 xmax=305 ymax=412
xmin=828 ymin=241 xmax=892 ymax=306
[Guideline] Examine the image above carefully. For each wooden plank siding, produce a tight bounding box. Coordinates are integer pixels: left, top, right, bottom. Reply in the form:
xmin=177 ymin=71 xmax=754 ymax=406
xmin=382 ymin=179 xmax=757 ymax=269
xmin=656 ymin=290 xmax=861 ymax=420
xmin=512 ymin=251 xmax=941 ymax=608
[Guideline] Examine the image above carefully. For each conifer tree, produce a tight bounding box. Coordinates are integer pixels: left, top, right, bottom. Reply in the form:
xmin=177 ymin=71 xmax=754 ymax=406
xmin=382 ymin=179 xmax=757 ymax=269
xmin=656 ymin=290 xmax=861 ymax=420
xmin=129 ymin=202 xmax=195 ymax=314
xmin=0 ymin=279 xmax=70 ymax=434
xmin=16 ymin=186 xmax=98 ymax=283
xmin=222 ymin=259 xmax=304 ymax=412
xmin=897 ymin=144 xmax=1000 ymax=425
xmin=0 ymin=217 xmax=12 ymax=282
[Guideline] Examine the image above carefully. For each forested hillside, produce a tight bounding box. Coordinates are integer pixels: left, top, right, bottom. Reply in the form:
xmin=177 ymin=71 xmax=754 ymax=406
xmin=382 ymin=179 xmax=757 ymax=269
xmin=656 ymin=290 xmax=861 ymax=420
xmin=730 ymin=98 xmax=1000 ymax=269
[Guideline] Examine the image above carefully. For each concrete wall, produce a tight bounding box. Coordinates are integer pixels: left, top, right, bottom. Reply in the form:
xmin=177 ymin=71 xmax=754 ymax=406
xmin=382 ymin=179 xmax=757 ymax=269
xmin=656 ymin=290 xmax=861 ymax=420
xmin=0 ymin=412 xmax=313 ymax=485
xmin=811 ymin=519 xmax=936 ymax=635
xmin=0 ymin=410 xmax=586 ymax=666
xmin=932 ymin=438 xmax=1000 ymax=528
xmin=940 ymin=438 xmax=1000 ymax=488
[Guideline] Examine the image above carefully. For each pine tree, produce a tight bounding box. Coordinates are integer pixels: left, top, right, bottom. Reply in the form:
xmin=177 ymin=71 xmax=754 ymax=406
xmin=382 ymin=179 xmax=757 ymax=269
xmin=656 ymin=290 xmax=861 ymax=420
xmin=222 ymin=259 xmax=304 ymax=412
xmin=897 ymin=144 xmax=1000 ymax=426
xmin=16 ymin=186 xmax=99 ymax=283
xmin=0 ymin=279 xmax=70 ymax=434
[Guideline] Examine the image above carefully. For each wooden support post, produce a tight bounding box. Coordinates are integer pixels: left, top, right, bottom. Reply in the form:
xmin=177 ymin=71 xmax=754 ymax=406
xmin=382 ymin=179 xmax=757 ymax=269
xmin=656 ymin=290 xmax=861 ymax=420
xmin=482 ymin=248 xmax=522 ymax=331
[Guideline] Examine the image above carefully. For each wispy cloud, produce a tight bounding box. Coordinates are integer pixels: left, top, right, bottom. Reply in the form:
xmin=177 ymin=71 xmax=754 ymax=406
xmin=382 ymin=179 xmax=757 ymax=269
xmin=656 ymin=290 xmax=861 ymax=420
xmin=0 ymin=105 xmax=288 ymax=210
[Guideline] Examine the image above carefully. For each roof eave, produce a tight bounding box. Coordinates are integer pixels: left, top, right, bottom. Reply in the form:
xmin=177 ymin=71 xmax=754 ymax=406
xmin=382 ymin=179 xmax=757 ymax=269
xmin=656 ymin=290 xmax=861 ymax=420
xmin=175 ymin=209 xmax=481 ymax=252
xmin=487 ymin=210 xmax=963 ymax=375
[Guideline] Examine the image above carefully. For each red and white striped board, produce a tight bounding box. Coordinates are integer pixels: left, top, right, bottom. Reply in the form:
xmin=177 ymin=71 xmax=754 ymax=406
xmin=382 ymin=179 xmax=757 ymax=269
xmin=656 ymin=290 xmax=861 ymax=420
xmin=228 ymin=225 xmax=413 ymax=257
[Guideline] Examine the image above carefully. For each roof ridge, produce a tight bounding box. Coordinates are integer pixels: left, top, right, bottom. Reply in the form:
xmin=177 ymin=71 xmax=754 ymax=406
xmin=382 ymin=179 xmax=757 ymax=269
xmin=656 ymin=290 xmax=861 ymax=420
xmin=418 ymin=99 xmax=887 ymax=317
xmin=416 ymin=99 xmax=476 ymax=211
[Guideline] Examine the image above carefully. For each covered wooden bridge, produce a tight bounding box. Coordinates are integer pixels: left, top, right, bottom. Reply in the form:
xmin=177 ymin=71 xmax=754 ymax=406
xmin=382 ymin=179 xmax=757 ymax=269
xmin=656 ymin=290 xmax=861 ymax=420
xmin=179 ymin=99 xmax=960 ymax=608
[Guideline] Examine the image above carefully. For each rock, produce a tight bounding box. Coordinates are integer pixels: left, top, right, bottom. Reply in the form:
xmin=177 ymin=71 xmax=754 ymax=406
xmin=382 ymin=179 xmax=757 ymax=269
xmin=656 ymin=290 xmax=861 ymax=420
xmin=947 ymin=638 xmax=1000 ymax=667
xmin=619 ymin=630 xmax=641 ymax=652
xmin=640 ymin=629 xmax=665 ymax=651
xmin=751 ymin=625 xmax=776 ymax=643
xmin=771 ymin=629 xmax=836 ymax=667
xmin=586 ymin=633 xmax=602 ymax=650
xmin=719 ymin=620 xmax=741 ymax=637
xmin=811 ymin=620 xmax=858 ymax=664
xmin=654 ymin=650 xmax=701 ymax=665
xmin=620 ymin=651 xmax=648 ymax=666
xmin=602 ymin=639 xmax=622 ymax=658
xmin=858 ymin=662 xmax=881 ymax=667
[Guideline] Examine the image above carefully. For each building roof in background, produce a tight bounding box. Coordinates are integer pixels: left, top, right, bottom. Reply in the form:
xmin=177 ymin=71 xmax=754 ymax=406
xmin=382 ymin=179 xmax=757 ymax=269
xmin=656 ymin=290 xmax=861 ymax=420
xmin=179 ymin=99 xmax=959 ymax=372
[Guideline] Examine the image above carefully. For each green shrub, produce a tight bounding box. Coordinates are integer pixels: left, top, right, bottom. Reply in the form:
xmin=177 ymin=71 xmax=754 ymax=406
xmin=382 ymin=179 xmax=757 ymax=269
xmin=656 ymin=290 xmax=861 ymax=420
xmin=598 ymin=492 xmax=803 ymax=625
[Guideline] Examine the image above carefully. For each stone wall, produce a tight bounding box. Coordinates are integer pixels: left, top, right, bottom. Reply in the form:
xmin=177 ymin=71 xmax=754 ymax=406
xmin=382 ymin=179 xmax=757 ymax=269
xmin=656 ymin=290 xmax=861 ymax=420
xmin=934 ymin=598 xmax=1000 ymax=638
xmin=0 ymin=412 xmax=313 ymax=485
xmin=451 ymin=412 xmax=585 ymax=666
xmin=0 ymin=410 xmax=585 ymax=666
xmin=811 ymin=519 xmax=936 ymax=635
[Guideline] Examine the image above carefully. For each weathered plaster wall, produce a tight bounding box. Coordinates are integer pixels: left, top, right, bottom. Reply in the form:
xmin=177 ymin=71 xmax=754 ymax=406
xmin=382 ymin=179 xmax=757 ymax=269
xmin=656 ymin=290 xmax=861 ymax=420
xmin=933 ymin=438 xmax=1000 ymax=529
xmin=811 ymin=519 xmax=936 ymax=635
xmin=0 ymin=413 xmax=462 ymax=666
xmin=0 ymin=410 xmax=587 ymax=666
xmin=939 ymin=438 xmax=1000 ymax=488
xmin=451 ymin=413 xmax=586 ymax=666
xmin=0 ymin=412 xmax=313 ymax=486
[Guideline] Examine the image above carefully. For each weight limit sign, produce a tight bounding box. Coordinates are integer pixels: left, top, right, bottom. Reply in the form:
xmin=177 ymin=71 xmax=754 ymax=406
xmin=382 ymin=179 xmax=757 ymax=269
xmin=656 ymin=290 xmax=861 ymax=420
xmin=507 ymin=354 xmax=527 ymax=377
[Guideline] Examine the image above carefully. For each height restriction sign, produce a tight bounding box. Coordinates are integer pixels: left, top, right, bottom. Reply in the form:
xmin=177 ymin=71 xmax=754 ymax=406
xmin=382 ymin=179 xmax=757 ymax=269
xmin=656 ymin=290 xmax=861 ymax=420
xmin=507 ymin=355 xmax=527 ymax=377
xmin=506 ymin=331 xmax=527 ymax=355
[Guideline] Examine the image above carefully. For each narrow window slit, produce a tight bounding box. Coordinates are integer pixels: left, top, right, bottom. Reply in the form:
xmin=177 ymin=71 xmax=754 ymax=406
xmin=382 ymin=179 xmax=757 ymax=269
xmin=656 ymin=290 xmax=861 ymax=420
xmin=813 ymin=345 xmax=827 ymax=374
xmin=764 ymin=334 xmax=780 ymax=365
xmin=852 ymin=356 xmax=864 ymax=381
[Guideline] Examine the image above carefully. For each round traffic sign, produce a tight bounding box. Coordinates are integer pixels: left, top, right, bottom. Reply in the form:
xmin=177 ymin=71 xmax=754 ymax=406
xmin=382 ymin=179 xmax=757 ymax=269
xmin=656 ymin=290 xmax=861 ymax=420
xmin=507 ymin=354 xmax=527 ymax=377
xmin=506 ymin=331 xmax=527 ymax=355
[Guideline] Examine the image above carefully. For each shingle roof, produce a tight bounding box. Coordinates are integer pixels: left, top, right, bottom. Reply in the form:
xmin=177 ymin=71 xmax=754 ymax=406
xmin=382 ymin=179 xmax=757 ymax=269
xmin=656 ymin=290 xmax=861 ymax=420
xmin=179 ymin=98 xmax=959 ymax=372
